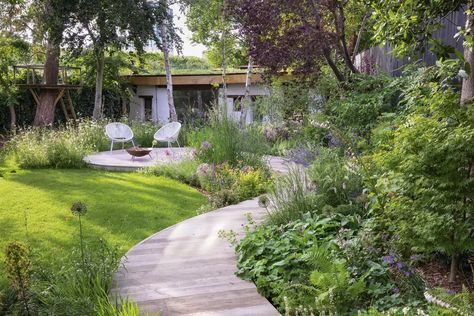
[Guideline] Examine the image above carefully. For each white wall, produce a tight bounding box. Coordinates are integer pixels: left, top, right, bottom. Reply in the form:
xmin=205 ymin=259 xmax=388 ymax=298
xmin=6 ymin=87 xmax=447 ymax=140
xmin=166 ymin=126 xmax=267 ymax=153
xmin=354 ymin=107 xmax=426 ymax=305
xmin=218 ymin=84 xmax=269 ymax=124
xmin=155 ymin=88 xmax=170 ymax=123
xmin=130 ymin=83 xmax=269 ymax=123
xmin=129 ymin=86 xmax=171 ymax=123
xmin=224 ymin=84 xmax=270 ymax=96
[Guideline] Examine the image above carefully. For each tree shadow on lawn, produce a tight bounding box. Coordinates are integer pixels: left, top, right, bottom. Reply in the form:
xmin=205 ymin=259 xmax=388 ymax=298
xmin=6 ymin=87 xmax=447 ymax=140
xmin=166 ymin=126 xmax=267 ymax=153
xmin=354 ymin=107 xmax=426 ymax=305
xmin=2 ymin=169 xmax=208 ymax=257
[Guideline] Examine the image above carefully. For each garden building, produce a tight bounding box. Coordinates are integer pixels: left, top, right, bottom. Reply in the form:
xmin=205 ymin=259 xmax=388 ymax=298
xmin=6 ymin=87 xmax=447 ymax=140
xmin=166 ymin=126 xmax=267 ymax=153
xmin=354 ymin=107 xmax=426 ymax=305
xmin=127 ymin=72 xmax=270 ymax=124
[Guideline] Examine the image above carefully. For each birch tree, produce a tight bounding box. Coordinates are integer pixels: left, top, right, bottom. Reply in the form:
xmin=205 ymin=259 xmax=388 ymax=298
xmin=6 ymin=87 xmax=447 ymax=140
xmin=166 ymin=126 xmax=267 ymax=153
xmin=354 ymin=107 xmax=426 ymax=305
xmin=160 ymin=0 xmax=177 ymax=122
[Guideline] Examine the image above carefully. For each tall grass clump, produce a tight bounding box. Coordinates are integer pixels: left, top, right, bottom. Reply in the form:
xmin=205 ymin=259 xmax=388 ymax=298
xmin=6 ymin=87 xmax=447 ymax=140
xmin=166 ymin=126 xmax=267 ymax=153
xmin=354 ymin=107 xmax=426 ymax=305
xmin=188 ymin=118 xmax=270 ymax=168
xmin=265 ymin=166 xmax=315 ymax=226
xmin=143 ymin=158 xmax=200 ymax=187
xmin=4 ymin=119 xmax=164 ymax=168
xmin=265 ymin=147 xmax=365 ymax=226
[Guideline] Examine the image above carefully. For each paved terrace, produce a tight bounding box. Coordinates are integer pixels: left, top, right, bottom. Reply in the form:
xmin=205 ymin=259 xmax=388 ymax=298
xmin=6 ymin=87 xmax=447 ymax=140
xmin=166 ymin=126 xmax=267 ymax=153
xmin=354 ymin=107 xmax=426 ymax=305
xmin=84 ymin=148 xmax=190 ymax=171
xmin=111 ymin=156 xmax=291 ymax=315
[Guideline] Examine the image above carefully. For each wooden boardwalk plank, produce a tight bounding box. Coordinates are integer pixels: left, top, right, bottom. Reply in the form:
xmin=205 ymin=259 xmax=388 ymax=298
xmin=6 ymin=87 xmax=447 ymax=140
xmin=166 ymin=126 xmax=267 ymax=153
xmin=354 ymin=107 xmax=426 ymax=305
xmin=112 ymin=157 xmax=291 ymax=315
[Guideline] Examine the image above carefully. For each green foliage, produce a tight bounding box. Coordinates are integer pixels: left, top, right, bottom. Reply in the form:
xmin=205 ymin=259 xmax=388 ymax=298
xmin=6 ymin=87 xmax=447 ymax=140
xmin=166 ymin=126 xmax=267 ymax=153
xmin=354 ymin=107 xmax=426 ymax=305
xmin=4 ymin=119 xmax=160 ymax=168
xmin=188 ymin=118 xmax=270 ymax=167
xmin=265 ymin=167 xmax=315 ymax=226
xmin=308 ymin=147 xmax=364 ymax=210
xmin=371 ymin=65 xmax=474 ymax=266
xmin=320 ymin=73 xmax=401 ymax=144
xmin=197 ymin=162 xmax=271 ymax=207
xmin=32 ymin=239 xmax=127 ymax=315
xmin=144 ymin=158 xmax=201 ymax=187
xmin=141 ymin=52 xmax=213 ymax=74
xmin=307 ymin=247 xmax=367 ymax=314
xmin=425 ymin=287 xmax=474 ymax=315
xmin=370 ymin=0 xmax=466 ymax=58
xmin=4 ymin=241 xmax=32 ymax=315
xmin=254 ymin=80 xmax=312 ymax=123
xmin=235 ymin=215 xmax=346 ymax=311
xmin=267 ymin=148 xmax=365 ymax=226
xmin=183 ymin=0 xmax=248 ymax=68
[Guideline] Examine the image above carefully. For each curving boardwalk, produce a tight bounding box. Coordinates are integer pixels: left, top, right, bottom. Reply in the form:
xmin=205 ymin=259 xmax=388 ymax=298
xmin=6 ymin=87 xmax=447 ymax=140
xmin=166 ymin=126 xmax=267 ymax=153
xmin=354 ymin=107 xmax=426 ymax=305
xmin=111 ymin=157 xmax=291 ymax=316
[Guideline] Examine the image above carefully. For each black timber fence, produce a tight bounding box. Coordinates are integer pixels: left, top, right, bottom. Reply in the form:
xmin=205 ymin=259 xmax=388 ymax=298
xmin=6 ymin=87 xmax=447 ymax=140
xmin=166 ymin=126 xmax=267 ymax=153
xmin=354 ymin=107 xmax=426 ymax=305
xmin=355 ymin=9 xmax=466 ymax=76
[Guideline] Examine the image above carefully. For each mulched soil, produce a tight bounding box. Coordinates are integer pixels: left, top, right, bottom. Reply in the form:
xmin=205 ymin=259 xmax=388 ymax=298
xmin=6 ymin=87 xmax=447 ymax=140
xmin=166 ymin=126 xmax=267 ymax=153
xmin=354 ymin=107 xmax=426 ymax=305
xmin=417 ymin=260 xmax=474 ymax=293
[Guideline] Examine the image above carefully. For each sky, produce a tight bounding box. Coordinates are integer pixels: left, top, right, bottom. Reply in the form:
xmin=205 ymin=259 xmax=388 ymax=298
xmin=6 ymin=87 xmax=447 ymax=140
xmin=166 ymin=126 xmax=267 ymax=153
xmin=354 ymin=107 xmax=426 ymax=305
xmin=171 ymin=4 xmax=207 ymax=57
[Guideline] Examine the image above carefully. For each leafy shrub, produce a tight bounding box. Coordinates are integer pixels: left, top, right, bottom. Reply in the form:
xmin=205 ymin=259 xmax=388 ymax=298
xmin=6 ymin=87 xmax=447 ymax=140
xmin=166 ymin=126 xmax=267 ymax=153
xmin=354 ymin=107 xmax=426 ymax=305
xmin=371 ymin=66 xmax=474 ymax=281
xmin=254 ymin=80 xmax=312 ymax=123
xmin=4 ymin=241 xmax=32 ymax=315
xmin=197 ymin=162 xmax=271 ymax=207
xmin=321 ymin=73 xmax=401 ymax=143
xmin=307 ymin=247 xmax=367 ymax=314
xmin=235 ymin=214 xmax=347 ymax=311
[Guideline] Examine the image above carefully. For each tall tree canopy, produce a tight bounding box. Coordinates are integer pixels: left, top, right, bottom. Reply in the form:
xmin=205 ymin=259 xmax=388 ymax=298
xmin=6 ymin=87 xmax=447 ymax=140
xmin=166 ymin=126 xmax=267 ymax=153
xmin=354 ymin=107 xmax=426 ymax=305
xmin=68 ymin=0 xmax=169 ymax=120
xmin=370 ymin=0 xmax=474 ymax=104
xmin=182 ymin=0 xmax=247 ymax=68
xmin=228 ymin=0 xmax=369 ymax=81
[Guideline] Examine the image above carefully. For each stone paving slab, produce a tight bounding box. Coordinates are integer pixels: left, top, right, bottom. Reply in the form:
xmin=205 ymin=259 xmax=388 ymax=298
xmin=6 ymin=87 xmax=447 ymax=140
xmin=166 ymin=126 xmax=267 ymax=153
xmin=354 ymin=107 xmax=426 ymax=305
xmin=84 ymin=148 xmax=191 ymax=171
xmin=111 ymin=157 xmax=293 ymax=316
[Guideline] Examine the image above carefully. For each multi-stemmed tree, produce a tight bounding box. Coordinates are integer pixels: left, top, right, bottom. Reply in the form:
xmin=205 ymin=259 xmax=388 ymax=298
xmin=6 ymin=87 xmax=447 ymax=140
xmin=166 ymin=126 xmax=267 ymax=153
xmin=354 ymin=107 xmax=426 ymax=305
xmin=69 ymin=0 xmax=169 ymax=120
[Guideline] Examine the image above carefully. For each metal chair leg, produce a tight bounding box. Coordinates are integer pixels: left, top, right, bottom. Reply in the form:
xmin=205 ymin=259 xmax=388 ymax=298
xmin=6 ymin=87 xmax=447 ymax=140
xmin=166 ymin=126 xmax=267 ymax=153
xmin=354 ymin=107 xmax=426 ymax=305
xmin=110 ymin=140 xmax=114 ymax=152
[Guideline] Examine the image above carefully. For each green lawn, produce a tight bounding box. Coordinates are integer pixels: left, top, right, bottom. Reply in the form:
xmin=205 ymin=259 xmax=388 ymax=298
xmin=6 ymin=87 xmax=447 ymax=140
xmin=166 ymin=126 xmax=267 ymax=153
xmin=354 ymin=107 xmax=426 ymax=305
xmin=0 ymin=168 xmax=207 ymax=267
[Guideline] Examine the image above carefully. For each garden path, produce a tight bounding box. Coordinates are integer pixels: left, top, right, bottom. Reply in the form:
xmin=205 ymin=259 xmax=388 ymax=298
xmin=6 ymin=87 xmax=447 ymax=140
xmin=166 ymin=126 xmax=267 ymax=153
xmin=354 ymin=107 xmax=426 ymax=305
xmin=111 ymin=156 xmax=292 ymax=316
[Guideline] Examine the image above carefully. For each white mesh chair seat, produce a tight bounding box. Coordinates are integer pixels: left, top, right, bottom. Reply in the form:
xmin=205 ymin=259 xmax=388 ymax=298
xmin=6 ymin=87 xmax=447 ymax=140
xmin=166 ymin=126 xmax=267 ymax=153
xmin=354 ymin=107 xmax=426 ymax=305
xmin=153 ymin=122 xmax=181 ymax=148
xmin=105 ymin=122 xmax=135 ymax=151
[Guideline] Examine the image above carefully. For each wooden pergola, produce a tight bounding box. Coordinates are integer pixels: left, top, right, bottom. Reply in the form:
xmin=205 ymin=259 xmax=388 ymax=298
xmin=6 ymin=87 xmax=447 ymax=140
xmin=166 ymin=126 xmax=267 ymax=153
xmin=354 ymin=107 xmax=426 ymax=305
xmin=13 ymin=65 xmax=82 ymax=121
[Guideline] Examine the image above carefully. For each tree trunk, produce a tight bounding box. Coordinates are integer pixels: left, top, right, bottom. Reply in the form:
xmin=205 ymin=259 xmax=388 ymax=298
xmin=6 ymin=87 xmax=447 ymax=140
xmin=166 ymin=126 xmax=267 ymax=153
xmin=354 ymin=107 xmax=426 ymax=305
xmin=335 ymin=6 xmax=359 ymax=74
xmin=240 ymin=56 xmax=253 ymax=126
xmin=220 ymin=0 xmax=228 ymax=117
xmin=33 ymin=41 xmax=60 ymax=127
xmin=92 ymin=49 xmax=105 ymax=120
xmin=352 ymin=12 xmax=370 ymax=62
xmin=323 ymin=49 xmax=345 ymax=82
xmin=161 ymin=19 xmax=177 ymax=122
xmin=461 ymin=9 xmax=474 ymax=105
xmin=449 ymin=253 xmax=459 ymax=283
xmin=121 ymin=96 xmax=128 ymax=118
xmin=9 ymin=104 xmax=16 ymax=132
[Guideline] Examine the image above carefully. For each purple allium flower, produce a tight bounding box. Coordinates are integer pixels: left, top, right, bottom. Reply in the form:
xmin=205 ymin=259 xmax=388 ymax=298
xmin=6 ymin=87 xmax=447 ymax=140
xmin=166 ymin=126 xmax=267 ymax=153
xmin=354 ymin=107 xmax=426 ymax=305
xmin=396 ymin=261 xmax=404 ymax=270
xmin=446 ymin=289 xmax=456 ymax=295
xmin=201 ymin=141 xmax=212 ymax=150
xmin=190 ymin=148 xmax=198 ymax=157
xmin=410 ymin=255 xmax=417 ymax=261
xmin=383 ymin=255 xmax=394 ymax=264
xmin=392 ymin=287 xmax=400 ymax=294
xmin=196 ymin=163 xmax=211 ymax=177
xmin=164 ymin=148 xmax=173 ymax=157
xmin=405 ymin=271 xmax=412 ymax=277
xmin=381 ymin=233 xmax=387 ymax=241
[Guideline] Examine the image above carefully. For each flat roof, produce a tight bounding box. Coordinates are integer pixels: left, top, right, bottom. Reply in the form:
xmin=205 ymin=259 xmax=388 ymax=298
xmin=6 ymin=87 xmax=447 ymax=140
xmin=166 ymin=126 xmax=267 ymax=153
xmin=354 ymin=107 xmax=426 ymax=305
xmin=127 ymin=72 xmax=265 ymax=86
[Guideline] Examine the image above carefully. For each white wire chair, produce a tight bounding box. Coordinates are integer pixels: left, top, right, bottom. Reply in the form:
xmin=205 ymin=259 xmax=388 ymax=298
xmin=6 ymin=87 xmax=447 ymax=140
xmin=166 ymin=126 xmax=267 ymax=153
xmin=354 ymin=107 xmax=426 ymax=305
xmin=105 ymin=122 xmax=135 ymax=152
xmin=153 ymin=122 xmax=182 ymax=148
